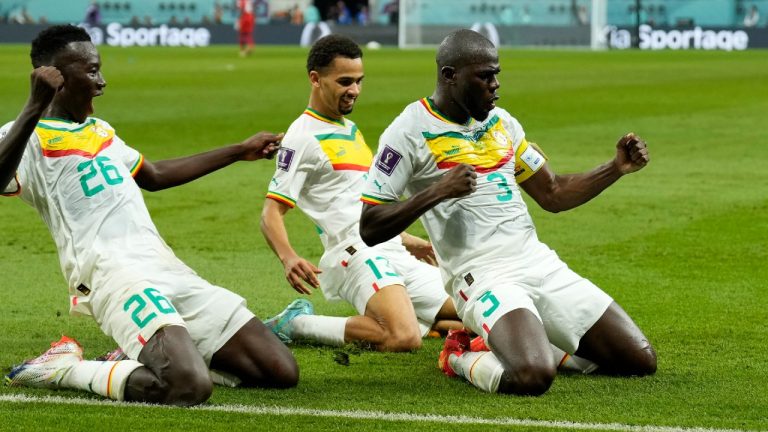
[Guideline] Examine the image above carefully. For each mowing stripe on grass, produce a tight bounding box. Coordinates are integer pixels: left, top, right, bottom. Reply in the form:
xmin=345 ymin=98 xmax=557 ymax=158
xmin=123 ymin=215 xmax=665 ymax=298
xmin=0 ymin=394 xmax=751 ymax=432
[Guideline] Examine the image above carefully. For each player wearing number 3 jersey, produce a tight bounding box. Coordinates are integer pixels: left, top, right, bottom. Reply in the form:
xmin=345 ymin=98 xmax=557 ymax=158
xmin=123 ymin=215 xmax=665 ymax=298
xmin=360 ymin=29 xmax=657 ymax=396
xmin=0 ymin=25 xmax=295 ymax=406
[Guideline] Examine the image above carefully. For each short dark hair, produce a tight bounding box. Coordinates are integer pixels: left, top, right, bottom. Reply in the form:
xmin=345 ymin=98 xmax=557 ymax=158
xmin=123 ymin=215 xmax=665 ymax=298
xmin=306 ymin=34 xmax=362 ymax=74
xmin=31 ymin=25 xmax=92 ymax=67
xmin=436 ymin=29 xmax=495 ymax=70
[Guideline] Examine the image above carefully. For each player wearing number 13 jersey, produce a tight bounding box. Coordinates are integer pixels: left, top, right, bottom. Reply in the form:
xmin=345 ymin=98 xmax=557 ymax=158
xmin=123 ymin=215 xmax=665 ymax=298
xmin=0 ymin=25 xmax=295 ymax=406
xmin=261 ymin=35 xmax=461 ymax=352
xmin=361 ymin=29 xmax=656 ymax=396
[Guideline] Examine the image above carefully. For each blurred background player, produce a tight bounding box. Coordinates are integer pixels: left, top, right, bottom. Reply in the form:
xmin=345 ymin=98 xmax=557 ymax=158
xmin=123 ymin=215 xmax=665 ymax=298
xmin=260 ymin=34 xmax=462 ymax=352
xmin=1 ymin=25 xmax=295 ymax=405
xmin=237 ymin=0 xmax=255 ymax=56
xmin=360 ymin=29 xmax=657 ymax=395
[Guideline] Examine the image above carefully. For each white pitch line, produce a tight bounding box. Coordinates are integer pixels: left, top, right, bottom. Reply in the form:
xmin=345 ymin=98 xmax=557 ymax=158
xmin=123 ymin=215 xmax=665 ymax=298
xmin=0 ymin=393 xmax=757 ymax=432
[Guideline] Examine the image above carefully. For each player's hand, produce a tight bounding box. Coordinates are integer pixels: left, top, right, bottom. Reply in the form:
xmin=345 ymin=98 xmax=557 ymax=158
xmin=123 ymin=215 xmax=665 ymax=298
xmin=29 ymin=66 xmax=64 ymax=110
xmin=401 ymin=232 xmax=437 ymax=266
xmin=239 ymin=132 xmax=284 ymax=161
xmin=282 ymin=255 xmax=322 ymax=295
xmin=436 ymin=163 xmax=477 ymax=199
xmin=614 ymin=133 xmax=649 ymax=174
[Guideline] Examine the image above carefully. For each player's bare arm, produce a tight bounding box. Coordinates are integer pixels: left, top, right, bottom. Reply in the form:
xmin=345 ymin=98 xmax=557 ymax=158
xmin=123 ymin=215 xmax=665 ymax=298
xmin=400 ymin=232 xmax=437 ymax=266
xmin=360 ymin=163 xmax=477 ymax=246
xmin=135 ymin=131 xmax=283 ymax=191
xmin=260 ymin=198 xmax=321 ymax=295
xmin=520 ymin=133 xmax=649 ymax=213
xmin=0 ymin=66 xmax=63 ymax=190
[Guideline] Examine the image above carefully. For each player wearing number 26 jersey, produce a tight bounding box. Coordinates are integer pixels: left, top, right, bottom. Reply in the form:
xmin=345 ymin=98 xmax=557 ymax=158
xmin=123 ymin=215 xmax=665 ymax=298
xmin=2 ymin=117 xmax=168 ymax=309
xmin=0 ymin=25 xmax=294 ymax=406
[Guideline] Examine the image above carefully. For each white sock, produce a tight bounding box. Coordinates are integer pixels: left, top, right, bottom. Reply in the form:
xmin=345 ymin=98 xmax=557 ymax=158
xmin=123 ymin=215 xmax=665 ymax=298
xmin=61 ymin=360 xmax=143 ymax=401
xmin=449 ymin=351 xmax=504 ymax=393
xmin=551 ymin=345 xmax=598 ymax=374
xmin=291 ymin=315 xmax=348 ymax=346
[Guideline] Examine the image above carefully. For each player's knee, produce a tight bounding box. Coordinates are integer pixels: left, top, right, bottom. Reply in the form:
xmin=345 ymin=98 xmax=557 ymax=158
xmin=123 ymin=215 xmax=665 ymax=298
xmin=498 ymin=363 xmax=556 ymax=396
xmin=266 ymin=356 xmax=300 ymax=389
xmin=382 ymin=329 xmax=422 ymax=352
xmin=626 ymin=344 xmax=657 ymax=376
xmin=163 ymin=366 xmax=214 ymax=406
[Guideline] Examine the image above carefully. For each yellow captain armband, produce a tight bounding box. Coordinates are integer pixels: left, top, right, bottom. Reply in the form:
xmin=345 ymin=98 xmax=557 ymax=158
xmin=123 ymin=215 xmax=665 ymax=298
xmin=513 ymin=139 xmax=548 ymax=183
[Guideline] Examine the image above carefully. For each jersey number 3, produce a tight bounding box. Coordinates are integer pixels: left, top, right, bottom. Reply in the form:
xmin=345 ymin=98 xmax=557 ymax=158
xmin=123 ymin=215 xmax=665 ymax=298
xmin=487 ymin=173 xmax=513 ymax=202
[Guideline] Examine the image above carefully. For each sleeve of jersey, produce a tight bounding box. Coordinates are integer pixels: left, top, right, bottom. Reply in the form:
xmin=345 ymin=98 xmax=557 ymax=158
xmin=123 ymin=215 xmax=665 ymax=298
xmin=1 ymin=122 xmax=22 ymax=197
xmin=265 ymin=134 xmax=315 ymax=209
xmin=361 ymin=129 xmax=412 ymax=206
xmin=98 ymin=121 xmax=145 ymax=177
xmin=117 ymin=139 xmax=144 ymax=178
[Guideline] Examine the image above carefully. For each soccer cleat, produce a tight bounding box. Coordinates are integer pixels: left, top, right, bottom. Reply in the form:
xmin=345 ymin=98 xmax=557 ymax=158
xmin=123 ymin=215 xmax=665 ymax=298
xmin=5 ymin=336 xmax=83 ymax=389
xmin=438 ymin=329 xmax=470 ymax=378
xmin=94 ymin=347 xmax=128 ymax=362
xmin=262 ymin=299 xmax=314 ymax=343
xmin=470 ymin=336 xmax=490 ymax=352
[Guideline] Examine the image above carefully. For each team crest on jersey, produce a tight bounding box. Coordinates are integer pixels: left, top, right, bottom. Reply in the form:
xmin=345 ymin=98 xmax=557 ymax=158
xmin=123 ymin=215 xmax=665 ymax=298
xmin=92 ymin=124 xmax=110 ymax=138
xmin=277 ymin=148 xmax=295 ymax=171
xmin=376 ymin=145 xmax=401 ymax=176
xmin=492 ymin=130 xmax=508 ymax=146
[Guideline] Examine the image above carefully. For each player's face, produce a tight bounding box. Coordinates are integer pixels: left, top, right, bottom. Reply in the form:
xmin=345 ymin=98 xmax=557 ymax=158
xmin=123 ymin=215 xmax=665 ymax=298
xmin=454 ymin=49 xmax=500 ymax=122
xmin=315 ymin=56 xmax=364 ymax=117
xmin=53 ymin=41 xmax=106 ymax=123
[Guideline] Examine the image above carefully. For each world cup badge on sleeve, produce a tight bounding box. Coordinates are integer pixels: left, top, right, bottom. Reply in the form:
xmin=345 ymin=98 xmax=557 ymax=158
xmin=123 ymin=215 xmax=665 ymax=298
xmin=375 ymin=145 xmax=402 ymax=176
xmin=278 ymin=148 xmax=295 ymax=171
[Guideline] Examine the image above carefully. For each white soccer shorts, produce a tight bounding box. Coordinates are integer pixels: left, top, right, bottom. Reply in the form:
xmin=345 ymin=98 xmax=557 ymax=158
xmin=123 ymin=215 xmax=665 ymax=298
xmin=449 ymin=248 xmax=613 ymax=354
xmin=87 ymin=264 xmax=254 ymax=363
xmin=319 ymin=238 xmax=449 ymax=336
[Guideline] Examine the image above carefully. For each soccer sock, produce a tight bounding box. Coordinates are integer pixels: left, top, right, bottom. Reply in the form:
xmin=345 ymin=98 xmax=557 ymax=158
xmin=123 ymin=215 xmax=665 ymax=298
xmin=290 ymin=315 xmax=348 ymax=346
xmin=61 ymin=360 xmax=143 ymax=401
xmin=470 ymin=336 xmax=490 ymax=352
xmin=448 ymin=351 xmax=505 ymax=393
xmin=551 ymin=345 xmax=599 ymax=374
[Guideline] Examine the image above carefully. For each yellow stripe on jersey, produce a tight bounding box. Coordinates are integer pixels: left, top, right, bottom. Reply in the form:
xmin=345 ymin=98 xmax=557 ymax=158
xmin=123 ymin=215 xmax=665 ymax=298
xmin=315 ymin=125 xmax=373 ymax=172
xmin=513 ymin=139 xmax=548 ymax=183
xmin=420 ymin=97 xmax=464 ymax=125
xmin=130 ymin=154 xmax=145 ymax=177
xmin=36 ymin=119 xmax=115 ymax=159
xmin=266 ymin=191 xmax=297 ymax=208
xmin=421 ymin=115 xmax=515 ymax=173
xmin=303 ymin=108 xmax=345 ymax=126
xmin=360 ymin=194 xmax=393 ymax=206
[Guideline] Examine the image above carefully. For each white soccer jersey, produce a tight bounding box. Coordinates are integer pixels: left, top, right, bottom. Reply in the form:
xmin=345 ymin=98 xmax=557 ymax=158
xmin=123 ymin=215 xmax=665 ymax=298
xmin=1 ymin=118 xmax=182 ymax=315
xmin=362 ymin=98 xmax=549 ymax=281
xmin=266 ymin=108 xmax=386 ymax=250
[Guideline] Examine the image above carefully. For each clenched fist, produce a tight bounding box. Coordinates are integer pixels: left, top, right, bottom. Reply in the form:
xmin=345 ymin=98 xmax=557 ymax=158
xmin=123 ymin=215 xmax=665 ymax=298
xmin=29 ymin=66 xmax=64 ymax=109
xmin=437 ymin=163 xmax=477 ymax=199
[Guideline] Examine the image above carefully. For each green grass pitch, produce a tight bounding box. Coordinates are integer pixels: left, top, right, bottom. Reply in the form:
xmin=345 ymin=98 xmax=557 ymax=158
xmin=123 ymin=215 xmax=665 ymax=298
xmin=0 ymin=44 xmax=766 ymax=431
